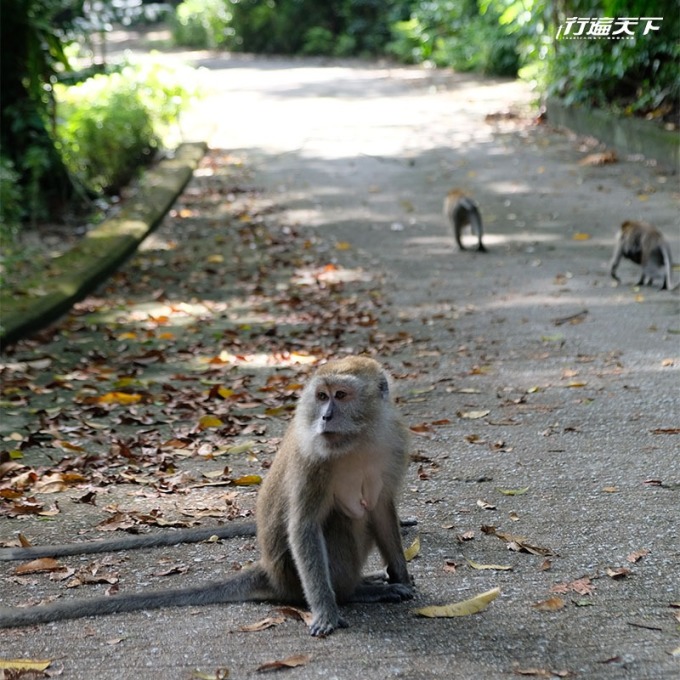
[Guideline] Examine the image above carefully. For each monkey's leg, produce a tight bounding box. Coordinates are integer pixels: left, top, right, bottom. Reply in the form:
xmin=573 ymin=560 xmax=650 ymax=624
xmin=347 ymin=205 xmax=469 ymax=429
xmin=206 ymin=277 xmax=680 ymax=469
xmin=0 ymin=566 xmax=274 ymax=628
xmin=0 ymin=522 xmax=256 ymax=561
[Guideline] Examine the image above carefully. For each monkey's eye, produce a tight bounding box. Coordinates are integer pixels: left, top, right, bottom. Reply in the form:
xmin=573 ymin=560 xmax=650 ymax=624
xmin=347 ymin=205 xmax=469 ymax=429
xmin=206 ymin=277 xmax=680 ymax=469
xmin=334 ymin=390 xmax=347 ymax=400
xmin=317 ymin=392 xmax=329 ymax=402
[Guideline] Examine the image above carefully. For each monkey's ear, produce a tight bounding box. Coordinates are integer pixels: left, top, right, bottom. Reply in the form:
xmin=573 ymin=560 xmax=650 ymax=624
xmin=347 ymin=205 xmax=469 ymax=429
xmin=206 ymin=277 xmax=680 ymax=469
xmin=379 ymin=376 xmax=389 ymax=399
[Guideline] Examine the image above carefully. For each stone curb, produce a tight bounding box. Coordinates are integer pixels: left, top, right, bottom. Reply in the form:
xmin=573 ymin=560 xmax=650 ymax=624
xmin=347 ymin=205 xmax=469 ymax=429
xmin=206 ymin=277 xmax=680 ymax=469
xmin=0 ymin=142 xmax=207 ymax=348
xmin=546 ymin=98 xmax=679 ymax=173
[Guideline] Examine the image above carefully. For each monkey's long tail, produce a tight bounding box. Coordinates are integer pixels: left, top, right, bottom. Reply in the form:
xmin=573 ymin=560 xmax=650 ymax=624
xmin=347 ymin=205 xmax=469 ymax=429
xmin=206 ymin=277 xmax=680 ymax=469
xmin=0 ymin=567 xmax=275 ymax=628
xmin=0 ymin=522 xmax=257 ymax=561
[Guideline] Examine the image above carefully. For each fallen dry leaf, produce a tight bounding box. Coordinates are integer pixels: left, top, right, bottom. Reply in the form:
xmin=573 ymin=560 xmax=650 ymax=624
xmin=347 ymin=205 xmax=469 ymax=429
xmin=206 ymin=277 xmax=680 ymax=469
xmin=626 ymin=549 xmax=650 ymax=563
xmin=578 ymin=150 xmax=617 ymax=166
xmin=606 ymin=567 xmax=631 ymax=579
xmin=256 ymin=654 xmax=311 ymax=673
xmin=481 ymin=525 xmax=556 ymax=557
xmin=513 ymin=667 xmax=574 ymax=677
xmin=404 ymin=536 xmax=420 ymax=562
xmin=96 ymin=391 xmax=143 ymax=405
xmin=532 ymin=596 xmax=566 ymax=612
xmin=414 ymin=587 xmax=501 ymax=618
xmin=457 ymin=409 xmax=490 ymax=420
xmin=651 ymin=427 xmax=680 ymax=435
xmin=467 ymin=559 xmax=512 ymax=571
xmin=190 ymin=669 xmax=230 ymax=680
xmin=231 ymin=474 xmax=262 ymax=486
xmin=0 ymin=659 xmax=52 ymax=671
xmin=551 ymin=577 xmax=594 ymax=596
xmin=275 ymin=606 xmax=314 ymax=626
xmin=238 ymin=616 xmax=286 ymax=632
xmin=198 ymin=415 xmax=224 ymax=429
xmin=497 ymin=487 xmax=530 ymax=496
xmin=15 ymin=557 xmax=62 ymax=574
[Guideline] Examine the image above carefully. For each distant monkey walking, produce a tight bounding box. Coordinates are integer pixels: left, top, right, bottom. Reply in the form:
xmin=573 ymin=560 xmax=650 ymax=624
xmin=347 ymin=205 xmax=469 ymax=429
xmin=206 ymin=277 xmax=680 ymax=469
xmin=444 ymin=189 xmax=486 ymax=252
xmin=609 ymin=220 xmax=677 ymax=290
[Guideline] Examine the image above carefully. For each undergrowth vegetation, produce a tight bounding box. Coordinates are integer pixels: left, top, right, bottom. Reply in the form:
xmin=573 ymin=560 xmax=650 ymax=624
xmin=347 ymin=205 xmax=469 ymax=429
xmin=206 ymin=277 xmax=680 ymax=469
xmin=55 ymin=59 xmax=200 ymax=195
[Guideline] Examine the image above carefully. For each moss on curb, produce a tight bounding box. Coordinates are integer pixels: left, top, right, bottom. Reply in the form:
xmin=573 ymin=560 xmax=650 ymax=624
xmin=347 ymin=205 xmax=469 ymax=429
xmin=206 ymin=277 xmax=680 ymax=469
xmin=546 ymin=99 xmax=679 ymax=173
xmin=0 ymin=142 xmax=207 ymax=347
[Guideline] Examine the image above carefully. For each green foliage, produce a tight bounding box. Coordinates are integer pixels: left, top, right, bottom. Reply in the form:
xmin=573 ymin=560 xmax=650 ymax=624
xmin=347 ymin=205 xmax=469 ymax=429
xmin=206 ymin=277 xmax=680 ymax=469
xmin=302 ymin=27 xmax=336 ymax=56
xmin=486 ymin=0 xmax=679 ymax=120
xmin=171 ymin=0 xmax=235 ymax=49
xmin=0 ymin=157 xmax=23 ymax=230
xmin=0 ymin=157 xmax=24 ymax=287
xmin=53 ymin=60 xmax=199 ymax=194
xmin=0 ymin=0 xmax=81 ymax=222
xmin=173 ymin=0 xmax=403 ymax=56
xmin=386 ymin=0 xmax=519 ymax=76
xmin=55 ymin=74 xmax=156 ymax=194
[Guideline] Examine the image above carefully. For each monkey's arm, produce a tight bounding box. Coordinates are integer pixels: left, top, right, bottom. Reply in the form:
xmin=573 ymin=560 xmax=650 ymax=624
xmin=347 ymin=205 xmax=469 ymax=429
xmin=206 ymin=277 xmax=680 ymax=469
xmin=370 ymin=496 xmax=413 ymax=588
xmin=0 ymin=521 xmax=256 ymax=561
xmin=287 ymin=505 xmax=344 ymax=637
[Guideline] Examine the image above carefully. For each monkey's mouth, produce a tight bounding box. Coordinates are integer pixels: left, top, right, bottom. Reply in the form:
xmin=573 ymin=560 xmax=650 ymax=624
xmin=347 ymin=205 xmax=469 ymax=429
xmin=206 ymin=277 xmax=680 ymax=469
xmin=319 ymin=432 xmax=352 ymax=446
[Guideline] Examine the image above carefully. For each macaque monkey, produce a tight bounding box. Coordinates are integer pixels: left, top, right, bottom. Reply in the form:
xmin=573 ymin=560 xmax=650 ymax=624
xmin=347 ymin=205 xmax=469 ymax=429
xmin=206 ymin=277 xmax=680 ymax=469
xmin=444 ymin=189 xmax=486 ymax=252
xmin=0 ymin=357 xmax=414 ymax=636
xmin=610 ymin=220 xmax=677 ymax=290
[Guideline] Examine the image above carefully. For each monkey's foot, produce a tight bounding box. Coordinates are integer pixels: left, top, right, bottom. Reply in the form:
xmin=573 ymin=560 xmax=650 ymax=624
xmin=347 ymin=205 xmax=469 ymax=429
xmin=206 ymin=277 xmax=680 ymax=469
xmin=309 ymin=612 xmax=349 ymax=637
xmin=349 ymin=582 xmax=414 ymax=603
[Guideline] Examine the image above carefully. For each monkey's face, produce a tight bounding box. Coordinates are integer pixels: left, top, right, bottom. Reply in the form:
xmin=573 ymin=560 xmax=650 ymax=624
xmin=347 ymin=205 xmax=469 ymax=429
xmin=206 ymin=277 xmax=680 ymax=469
xmin=295 ymin=358 xmax=391 ymax=458
xmin=311 ymin=377 xmax=365 ymax=437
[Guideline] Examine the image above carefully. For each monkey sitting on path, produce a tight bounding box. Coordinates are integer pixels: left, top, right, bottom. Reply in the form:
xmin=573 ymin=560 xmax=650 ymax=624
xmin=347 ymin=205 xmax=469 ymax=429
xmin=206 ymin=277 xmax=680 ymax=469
xmin=444 ymin=189 xmax=486 ymax=252
xmin=609 ymin=220 xmax=677 ymax=290
xmin=0 ymin=357 xmax=414 ymax=636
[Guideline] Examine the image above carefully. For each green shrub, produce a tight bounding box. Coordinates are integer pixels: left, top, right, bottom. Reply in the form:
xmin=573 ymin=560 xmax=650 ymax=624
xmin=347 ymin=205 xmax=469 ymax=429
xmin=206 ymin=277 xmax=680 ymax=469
xmin=387 ymin=1 xmax=519 ymax=76
xmin=171 ymin=0 xmax=234 ymax=49
xmin=0 ymin=156 xmax=23 ymax=285
xmin=302 ymin=27 xmax=336 ymax=56
xmin=55 ymin=73 xmax=156 ymax=193
xmin=0 ymin=156 xmax=23 ymax=229
xmin=53 ymin=59 xmax=200 ymax=194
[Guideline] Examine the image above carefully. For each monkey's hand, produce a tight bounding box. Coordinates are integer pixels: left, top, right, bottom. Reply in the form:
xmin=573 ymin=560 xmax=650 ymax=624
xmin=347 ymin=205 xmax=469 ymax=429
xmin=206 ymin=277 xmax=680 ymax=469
xmin=309 ymin=610 xmax=349 ymax=637
xmin=610 ymin=268 xmax=621 ymax=283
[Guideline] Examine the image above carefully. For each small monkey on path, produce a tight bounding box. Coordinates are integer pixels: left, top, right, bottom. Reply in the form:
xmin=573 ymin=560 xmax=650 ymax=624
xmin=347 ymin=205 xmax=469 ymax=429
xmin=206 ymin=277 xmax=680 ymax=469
xmin=609 ymin=220 xmax=677 ymax=290
xmin=444 ymin=189 xmax=486 ymax=252
xmin=0 ymin=357 xmax=414 ymax=636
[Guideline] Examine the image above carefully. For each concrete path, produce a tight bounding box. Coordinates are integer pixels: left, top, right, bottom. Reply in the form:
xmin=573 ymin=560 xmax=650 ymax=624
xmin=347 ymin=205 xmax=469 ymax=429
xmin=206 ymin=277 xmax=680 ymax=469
xmin=1 ymin=49 xmax=678 ymax=679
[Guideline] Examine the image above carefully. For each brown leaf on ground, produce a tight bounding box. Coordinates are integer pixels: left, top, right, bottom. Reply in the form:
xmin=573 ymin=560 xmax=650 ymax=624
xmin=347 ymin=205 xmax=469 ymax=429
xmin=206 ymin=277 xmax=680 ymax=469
xmin=578 ymin=150 xmax=617 ymax=166
xmin=238 ymin=615 xmax=286 ymax=632
xmin=551 ymin=577 xmax=594 ymax=596
xmin=256 ymin=654 xmax=311 ymax=673
xmin=626 ymin=549 xmax=650 ymax=563
xmin=15 ymin=558 xmax=62 ymax=574
xmin=481 ymin=525 xmax=556 ymax=556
